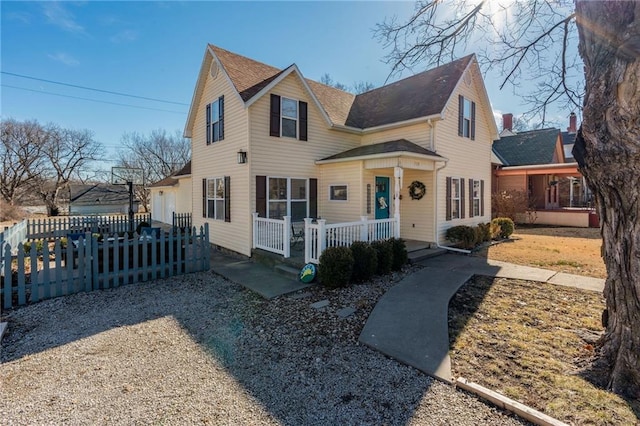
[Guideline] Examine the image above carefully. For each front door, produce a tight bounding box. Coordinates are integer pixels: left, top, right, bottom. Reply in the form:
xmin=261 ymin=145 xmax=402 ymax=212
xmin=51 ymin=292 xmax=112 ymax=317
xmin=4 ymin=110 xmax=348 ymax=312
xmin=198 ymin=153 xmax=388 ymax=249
xmin=375 ymin=176 xmax=390 ymax=219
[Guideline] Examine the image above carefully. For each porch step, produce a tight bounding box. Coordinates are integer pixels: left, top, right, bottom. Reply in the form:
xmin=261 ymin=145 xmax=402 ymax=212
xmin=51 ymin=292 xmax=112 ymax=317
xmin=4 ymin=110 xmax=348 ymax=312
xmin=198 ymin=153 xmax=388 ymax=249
xmin=274 ymin=264 xmax=300 ymax=280
xmin=408 ymin=248 xmax=447 ymax=264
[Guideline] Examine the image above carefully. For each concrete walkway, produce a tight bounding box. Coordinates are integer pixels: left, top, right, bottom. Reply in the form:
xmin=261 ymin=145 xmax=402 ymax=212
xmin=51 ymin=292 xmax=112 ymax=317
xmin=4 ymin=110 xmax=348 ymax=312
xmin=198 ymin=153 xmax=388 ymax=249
xmin=359 ymin=253 xmax=605 ymax=383
xmin=211 ymin=250 xmax=312 ymax=299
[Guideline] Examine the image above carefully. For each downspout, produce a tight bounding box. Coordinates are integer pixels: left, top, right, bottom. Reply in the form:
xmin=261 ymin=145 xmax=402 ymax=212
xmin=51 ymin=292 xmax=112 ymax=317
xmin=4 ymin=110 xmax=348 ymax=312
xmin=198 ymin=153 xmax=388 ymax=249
xmin=433 ymin=159 xmax=472 ymax=255
xmin=428 ymin=119 xmax=435 ymax=151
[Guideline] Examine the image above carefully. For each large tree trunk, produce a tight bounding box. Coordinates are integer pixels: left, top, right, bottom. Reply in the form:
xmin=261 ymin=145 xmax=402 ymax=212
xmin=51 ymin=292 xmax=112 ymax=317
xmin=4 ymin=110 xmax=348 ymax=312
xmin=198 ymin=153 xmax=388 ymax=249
xmin=574 ymin=0 xmax=640 ymax=398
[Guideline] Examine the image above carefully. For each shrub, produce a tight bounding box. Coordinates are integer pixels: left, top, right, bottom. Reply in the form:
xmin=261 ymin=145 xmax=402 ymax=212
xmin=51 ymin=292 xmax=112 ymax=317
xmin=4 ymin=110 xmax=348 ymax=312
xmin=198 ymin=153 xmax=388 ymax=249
xmin=475 ymin=223 xmax=492 ymax=243
xmin=445 ymin=225 xmax=477 ymax=249
xmin=318 ymin=246 xmax=354 ymax=288
xmin=492 ymin=217 xmax=515 ymax=238
xmin=389 ymin=238 xmax=408 ymax=271
xmin=371 ymin=240 xmax=393 ymax=275
xmin=490 ymin=222 xmax=502 ymax=240
xmin=23 ymin=239 xmax=44 ymax=254
xmin=350 ymin=241 xmax=378 ymax=283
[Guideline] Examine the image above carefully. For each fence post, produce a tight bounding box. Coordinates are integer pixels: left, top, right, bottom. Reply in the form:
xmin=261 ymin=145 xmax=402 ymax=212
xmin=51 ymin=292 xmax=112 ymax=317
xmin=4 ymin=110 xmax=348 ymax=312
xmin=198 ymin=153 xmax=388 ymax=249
xmin=252 ymin=212 xmax=258 ymax=249
xmin=204 ymin=223 xmax=210 ymax=271
xmin=318 ymin=219 xmax=326 ymax=259
xmin=395 ymin=216 xmax=400 ymax=238
xmin=283 ymin=215 xmax=291 ymax=258
xmin=3 ymin=244 xmax=12 ymax=309
xmin=304 ymin=218 xmax=312 ymax=264
xmin=360 ymin=216 xmax=369 ymax=242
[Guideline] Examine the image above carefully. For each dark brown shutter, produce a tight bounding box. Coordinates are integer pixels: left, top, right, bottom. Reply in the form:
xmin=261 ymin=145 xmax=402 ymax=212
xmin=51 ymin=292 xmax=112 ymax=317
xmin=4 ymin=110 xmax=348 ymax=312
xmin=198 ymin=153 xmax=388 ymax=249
xmin=202 ymin=178 xmax=207 ymax=218
xmin=224 ymin=176 xmax=230 ymax=222
xmin=470 ymin=101 xmax=476 ymax=140
xmin=460 ymin=178 xmax=466 ymax=219
xmin=458 ymin=95 xmax=463 ymax=136
xmin=206 ymin=104 xmax=211 ymax=145
xmin=299 ymin=101 xmax=308 ymax=141
xmin=270 ymin=95 xmax=280 ymax=137
xmin=446 ymin=177 xmax=452 ymax=221
xmin=256 ymin=175 xmax=266 ymax=218
xmin=309 ymin=178 xmax=317 ymax=218
xmin=469 ymin=179 xmax=474 ymax=218
xmin=218 ymin=96 xmax=225 ymax=140
xmin=480 ymin=180 xmax=485 ymax=216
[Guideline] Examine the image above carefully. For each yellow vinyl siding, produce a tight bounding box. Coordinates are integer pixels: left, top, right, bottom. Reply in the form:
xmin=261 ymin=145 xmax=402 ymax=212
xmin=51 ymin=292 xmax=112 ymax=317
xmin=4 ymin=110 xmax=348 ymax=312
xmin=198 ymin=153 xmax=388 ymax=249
xmin=318 ymin=162 xmax=362 ymax=222
xmin=361 ymin=122 xmax=431 ymax=147
xmin=434 ymin=67 xmax=493 ymax=243
xmin=190 ymin=64 xmax=252 ymax=255
xmin=175 ymin=177 xmax=192 ymax=213
xmin=249 ymin=73 xmax=360 ymax=215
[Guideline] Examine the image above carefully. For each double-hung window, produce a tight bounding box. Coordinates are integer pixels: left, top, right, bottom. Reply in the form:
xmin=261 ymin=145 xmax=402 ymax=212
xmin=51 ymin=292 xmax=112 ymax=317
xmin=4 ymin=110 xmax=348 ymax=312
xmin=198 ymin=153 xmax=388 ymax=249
xmin=267 ymin=177 xmax=308 ymax=221
xmin=472 ymin=179 xmax=481 ymax=217
xmin=206 ymin=177 xmax=225 ymax=220
xmin=281 ymin=97 xmax=298 ymax=138
xmin=206 ymin=96 xmax=224 ymax=144
xmin=458 ymin=95 xmax=475 ymax=140
xmin=450 ymin=178 xmax=461 ymax=219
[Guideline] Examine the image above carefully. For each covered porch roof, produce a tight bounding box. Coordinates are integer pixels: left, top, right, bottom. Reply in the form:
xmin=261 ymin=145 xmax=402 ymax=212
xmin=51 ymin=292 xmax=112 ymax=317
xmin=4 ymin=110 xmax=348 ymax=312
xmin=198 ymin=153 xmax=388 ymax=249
xmin=316 ymin=139 xmax=448 ymax=168
xmin=495 ymin=162 xmax=581 ymax=177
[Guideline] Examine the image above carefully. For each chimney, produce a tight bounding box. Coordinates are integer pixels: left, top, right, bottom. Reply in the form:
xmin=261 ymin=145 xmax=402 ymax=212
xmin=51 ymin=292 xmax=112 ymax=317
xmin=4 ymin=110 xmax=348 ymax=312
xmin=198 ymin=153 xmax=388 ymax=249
xmin=502 ymin=113 xmax=513 ymax=132
xmin=567 ymin=112 xmax=577 ymax=133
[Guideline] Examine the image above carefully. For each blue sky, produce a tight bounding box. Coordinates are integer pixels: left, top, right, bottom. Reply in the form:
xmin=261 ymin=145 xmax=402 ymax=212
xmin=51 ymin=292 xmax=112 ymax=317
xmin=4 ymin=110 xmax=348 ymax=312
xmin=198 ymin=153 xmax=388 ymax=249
xmin=2 ymin=1 xmax=577 ymax=172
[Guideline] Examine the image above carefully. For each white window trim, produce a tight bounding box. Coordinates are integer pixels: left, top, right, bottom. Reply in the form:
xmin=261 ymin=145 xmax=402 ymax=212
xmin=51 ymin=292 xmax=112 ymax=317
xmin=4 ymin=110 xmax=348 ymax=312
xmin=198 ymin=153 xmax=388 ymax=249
xmin=280 ymin=97 xmax=298 ymax=139
xmin=329 ymin=184 xmax=348 ymax=202
xmin=206 ymin=177 xmax=225 ymax=220
xmin=472 ymin=179 xmax=481 ymax=217
xmin=266 ymin=176 xmax=309 ymax=219
xmin=451 ymin=177 xmax=461 ymax=220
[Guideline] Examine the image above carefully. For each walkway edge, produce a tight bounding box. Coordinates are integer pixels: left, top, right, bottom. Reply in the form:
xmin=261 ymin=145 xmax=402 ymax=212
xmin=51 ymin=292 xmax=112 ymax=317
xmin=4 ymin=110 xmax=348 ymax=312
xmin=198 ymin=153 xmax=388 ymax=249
xmin=456 ymin=377 xmax=569 ymax=426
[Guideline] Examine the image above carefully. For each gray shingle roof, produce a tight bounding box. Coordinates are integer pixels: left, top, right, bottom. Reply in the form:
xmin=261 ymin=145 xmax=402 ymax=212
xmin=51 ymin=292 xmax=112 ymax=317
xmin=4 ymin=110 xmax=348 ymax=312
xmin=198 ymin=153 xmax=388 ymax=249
xmin=70 ymin=184 xmax=135 ymax=205
xmin=319 ymin=139 xmax=443 ymax=162
xmin=492 ymin=128 xmax=561 ymax=166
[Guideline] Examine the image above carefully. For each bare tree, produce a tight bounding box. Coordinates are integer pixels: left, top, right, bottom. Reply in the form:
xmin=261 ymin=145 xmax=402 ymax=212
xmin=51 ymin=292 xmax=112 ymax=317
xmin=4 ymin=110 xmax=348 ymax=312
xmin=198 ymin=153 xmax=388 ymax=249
xmin=376 ymin=0 xmax=640 ymax=398
xmin=352 ymin=80 xmax=376 ymax=94
xmin=0 ymin=119 xmax=47 ymax=204
xmin=320 ymin=73 xmax=376 ymax=94
xmin=116 ymin=129 xmax=190 ymax=211
xmin=319 ymin=73 xmax=350 ymax=91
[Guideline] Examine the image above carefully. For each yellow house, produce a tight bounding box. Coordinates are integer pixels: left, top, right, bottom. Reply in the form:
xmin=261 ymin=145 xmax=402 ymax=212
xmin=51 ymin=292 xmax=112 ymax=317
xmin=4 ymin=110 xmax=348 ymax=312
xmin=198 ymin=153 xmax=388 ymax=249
xmin=183 ymin=45 xmax=498 ymax=260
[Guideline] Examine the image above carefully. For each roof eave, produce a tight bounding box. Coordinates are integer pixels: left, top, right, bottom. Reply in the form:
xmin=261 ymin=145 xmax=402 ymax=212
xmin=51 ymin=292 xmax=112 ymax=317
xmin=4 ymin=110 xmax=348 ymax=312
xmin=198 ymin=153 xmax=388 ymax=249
xmin=316 ymin=151 xmax=449 ymax=165
xmin=360 ymin=114 xmax=442 ymax=134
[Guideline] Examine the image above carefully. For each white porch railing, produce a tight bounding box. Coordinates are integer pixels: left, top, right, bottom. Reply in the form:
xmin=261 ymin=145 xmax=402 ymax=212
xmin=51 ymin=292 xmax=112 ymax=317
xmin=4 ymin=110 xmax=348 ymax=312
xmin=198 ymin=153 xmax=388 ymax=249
xmin=252 ymin=213 xmax=291 ymax=258
xmin=304 ymin=216 xmax=399 ymax=264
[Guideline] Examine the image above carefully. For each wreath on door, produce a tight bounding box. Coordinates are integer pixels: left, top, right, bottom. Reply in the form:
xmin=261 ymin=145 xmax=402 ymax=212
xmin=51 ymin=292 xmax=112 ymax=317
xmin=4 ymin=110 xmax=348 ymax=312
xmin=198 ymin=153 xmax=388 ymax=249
xmin=408 ymin=180 xmax=426 ymax=200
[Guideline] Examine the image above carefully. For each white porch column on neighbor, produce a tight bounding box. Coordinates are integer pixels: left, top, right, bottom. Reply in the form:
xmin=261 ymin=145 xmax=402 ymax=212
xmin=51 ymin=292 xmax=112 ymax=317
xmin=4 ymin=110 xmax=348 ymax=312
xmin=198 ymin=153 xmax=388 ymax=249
xmin=394 ymin=166 xmax=403 ymax=238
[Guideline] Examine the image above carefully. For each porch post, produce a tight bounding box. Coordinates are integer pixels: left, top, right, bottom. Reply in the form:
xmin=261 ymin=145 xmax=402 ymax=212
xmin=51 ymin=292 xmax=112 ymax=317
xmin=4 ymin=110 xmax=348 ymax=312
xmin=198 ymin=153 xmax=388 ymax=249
xmin=304 ymin=218 xmax=312 ymax=264
xmin=394 ymin=166 xmax=403 ymax=238
xmin=252 ymin=212 xmax=258 ymax=249
xmin=360 ymin=216 xmax=369 ymax=242
xmin=283 ymin=215 xmax=291 ymax=258
xmin=318 ymin=219 xmax=326 ymax=257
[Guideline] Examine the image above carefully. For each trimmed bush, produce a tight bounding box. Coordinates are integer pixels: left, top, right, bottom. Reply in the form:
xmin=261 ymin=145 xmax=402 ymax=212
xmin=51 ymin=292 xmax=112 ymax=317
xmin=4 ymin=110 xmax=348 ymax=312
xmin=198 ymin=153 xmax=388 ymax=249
xmin=389 ymin=238 xmax=408 ymax=271
xmin=23 ymin=239 xmax=44 ymax=254
xmin=490 ymin=222 xmax=502 ymax=240
xmin=350 ymin=241 xmax=378 ymax=283
xmin=492 ymin=217 xmax=515 ymax=238
xmin=445 ymin=225 xmax=477 ymax=249
xmin=475 ymin=223 xmax=492 ymax=243
xmin=318 ymin=246 xmax=354 ymax=288
xmin=371 ymin=240 xmax=393 ymax=275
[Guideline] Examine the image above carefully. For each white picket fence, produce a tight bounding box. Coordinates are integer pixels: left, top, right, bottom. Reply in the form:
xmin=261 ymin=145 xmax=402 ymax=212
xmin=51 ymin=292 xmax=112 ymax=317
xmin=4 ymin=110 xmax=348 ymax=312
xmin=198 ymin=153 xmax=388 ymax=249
xmin=251 ymin=212 xmax=399 ymax=264
xmin=304 ymin=216 xmax=399 ymax=264
xmin=1 ymin=224 xmax=210 ymax=310
xmin=25 ymin=213 xmax=151 ymax=239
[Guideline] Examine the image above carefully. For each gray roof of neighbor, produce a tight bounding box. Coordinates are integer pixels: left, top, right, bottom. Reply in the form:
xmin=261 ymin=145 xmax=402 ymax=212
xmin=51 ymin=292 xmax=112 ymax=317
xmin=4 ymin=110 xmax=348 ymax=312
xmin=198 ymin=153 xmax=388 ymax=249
xmin=492 ymin=128 xmax=560 ymax=166
xmin=319 ymin=139 xmax=443 ymax=162
xmin=210 ymin=44 xmax=473 ymax=129
xmin=70 ymin=184 xmax=136 ymax=205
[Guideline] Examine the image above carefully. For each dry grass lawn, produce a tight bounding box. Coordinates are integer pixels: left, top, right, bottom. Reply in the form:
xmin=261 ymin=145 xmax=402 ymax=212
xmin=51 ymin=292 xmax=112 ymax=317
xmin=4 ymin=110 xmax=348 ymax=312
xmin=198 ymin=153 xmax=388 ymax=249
xmin=476 ymin=226 xmax=606 ymax=279
xmin=449 ymin=276 xmax=639 ymax=425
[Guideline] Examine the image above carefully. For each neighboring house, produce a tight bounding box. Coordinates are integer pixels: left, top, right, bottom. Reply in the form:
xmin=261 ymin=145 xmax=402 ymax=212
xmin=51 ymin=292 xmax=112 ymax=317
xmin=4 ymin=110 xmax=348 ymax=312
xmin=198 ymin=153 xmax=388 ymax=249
xmin=183 ymin=44 xmax=498 ymax=257
xmin=149 ymin=161 xmax=193 ymax=225
xmin=69 ymin=184 xmax=140 ymax=216
xmin=492 ymin=114 xmax=596 ymax=227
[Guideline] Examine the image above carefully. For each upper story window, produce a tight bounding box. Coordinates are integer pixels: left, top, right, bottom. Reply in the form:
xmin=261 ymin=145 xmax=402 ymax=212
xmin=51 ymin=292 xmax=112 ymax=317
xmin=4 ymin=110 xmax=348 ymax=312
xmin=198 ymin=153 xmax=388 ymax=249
xmin=281 ymin=97 xmax=298 ymax=138
xmin=206 ymin=96 xmax=224 ymax=144
xmin=458 ymin=95 xmax=475 ymax=140
xmin=270 ymin=94 xmax=308 ymax=141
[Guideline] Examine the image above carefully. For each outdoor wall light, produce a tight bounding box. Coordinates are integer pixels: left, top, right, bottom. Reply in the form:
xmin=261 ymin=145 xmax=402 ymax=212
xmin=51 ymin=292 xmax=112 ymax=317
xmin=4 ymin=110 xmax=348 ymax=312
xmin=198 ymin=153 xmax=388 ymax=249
xmin=237 ymin=149 xmax=247 ymax=164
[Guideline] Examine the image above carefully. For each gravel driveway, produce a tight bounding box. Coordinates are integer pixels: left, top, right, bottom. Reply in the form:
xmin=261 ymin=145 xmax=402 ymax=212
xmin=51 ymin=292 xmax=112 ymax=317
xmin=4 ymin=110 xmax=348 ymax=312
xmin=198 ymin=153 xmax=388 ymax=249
xmin=1 ymin=270 xmax=528 ymax=425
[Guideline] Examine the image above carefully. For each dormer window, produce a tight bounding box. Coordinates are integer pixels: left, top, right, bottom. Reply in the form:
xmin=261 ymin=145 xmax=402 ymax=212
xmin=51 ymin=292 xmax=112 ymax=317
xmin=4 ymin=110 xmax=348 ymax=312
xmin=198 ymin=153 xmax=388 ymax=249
xmin=281 ymin=97 xmax=298 ymax=138
xmin=206 ymin=96 xmax=224 ymax=144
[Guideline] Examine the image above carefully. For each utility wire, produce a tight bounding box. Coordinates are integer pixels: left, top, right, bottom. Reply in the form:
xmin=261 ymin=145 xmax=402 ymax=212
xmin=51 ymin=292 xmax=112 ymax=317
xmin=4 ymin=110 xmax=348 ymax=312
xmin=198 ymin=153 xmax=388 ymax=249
xmin=1 ymin=71 xmax=189 ymax=106
xmin=2 ymin=84 xmax=187 ymax=115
